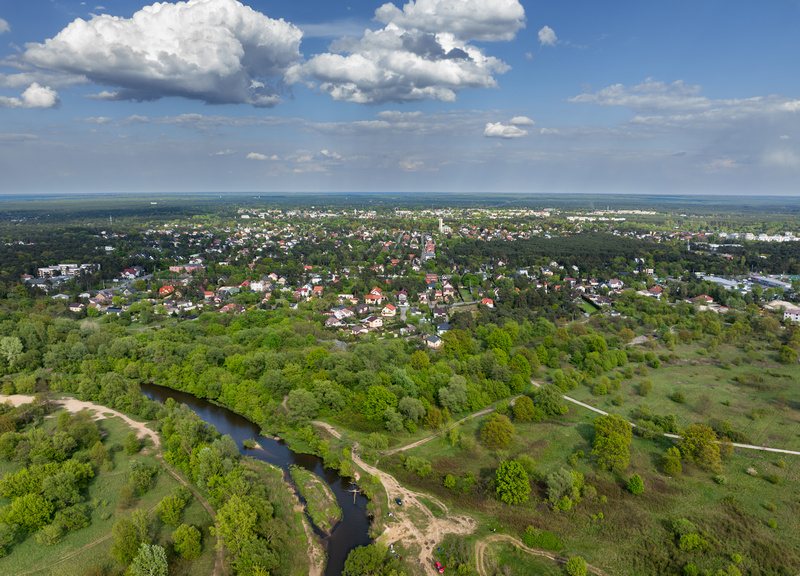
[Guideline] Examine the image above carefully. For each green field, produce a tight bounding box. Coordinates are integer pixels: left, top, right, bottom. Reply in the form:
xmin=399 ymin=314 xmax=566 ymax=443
xmin=378 ymin=391 xmax=800 ymax=576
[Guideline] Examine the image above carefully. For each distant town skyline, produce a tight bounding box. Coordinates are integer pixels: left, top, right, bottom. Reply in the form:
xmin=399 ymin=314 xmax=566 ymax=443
xmin=2 ymin=0 xmax=800 ymax=195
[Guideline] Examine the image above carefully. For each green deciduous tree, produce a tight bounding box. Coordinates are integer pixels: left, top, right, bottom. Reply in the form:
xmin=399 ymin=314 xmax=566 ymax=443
xmin=495 ymin=460 xmax=531 ymax=505
xmin=130 ymin=543 xmax=168 ymax=576
xmin=124 ymin=432 xmax=141 ymax=455
xmin=1 ymin=493 xmax=53 ymax=531
xmin=512 ymin=395 xmax=541 ymax=422
xmin=679 ymin=424 xmax=721 ymax=472
xmin=173 ymin=523 xmax=202 ymax=561
xmin=480 ymin=413 xmax=515 ymax=450
xmin=215 ymin=494 xmax=256 ymax=558
xmin=156 ymin=495 xmax=186 ymax=527
xmin=111 ymin=517 xmax=141 ymax=565
xmin=343 ymin=544 xmax=386 ymax=576
xmin=592 ymin=414 xmax=632 ymax=472
xmin=0 ymin=337 xmax=23 ymax=367
xmin=286 ymin=389 xmax=319 ymax=422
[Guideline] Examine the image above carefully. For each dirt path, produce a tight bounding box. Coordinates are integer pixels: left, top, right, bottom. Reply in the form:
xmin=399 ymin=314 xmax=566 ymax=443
xmin=1 ymin=394 xmax=160 ymax=449
xmin=528 ymin=382 xmax=800 ymax=456
xmin=475 ymin=534 xmax=609 ymax=576
xmin=382 ymin=396 xmax=520 ymax=456
xmin=1 ymin=394 xmax=225 ymax=576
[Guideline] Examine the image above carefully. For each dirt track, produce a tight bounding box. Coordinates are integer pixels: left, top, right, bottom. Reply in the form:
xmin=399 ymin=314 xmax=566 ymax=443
xmin=475 ymin=534 xmax=609 ymax=576
xmin=352 ymin=451 xmax=477 ymax=575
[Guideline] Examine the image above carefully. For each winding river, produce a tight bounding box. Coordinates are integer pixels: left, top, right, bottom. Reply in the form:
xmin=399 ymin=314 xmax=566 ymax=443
xmin=140 ymin=383 xmax=371 ymax=576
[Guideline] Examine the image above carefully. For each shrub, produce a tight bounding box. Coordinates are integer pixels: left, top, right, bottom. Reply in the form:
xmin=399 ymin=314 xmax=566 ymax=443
xmin=639 ymin=379 xmax=653 ymax=397
xmin=627 ymin=474 xmax=644 ymax=495
xmin=763 ymin=502 xmax=777 ymax=512
xmin=565 ymin=556 xmax=587 ymax=576
xmin=766 ymin=473 xmax=783 ymax=485
xmin=767 ymin=518 xmax=777 ymax=529
xmin=671 ymin=391 xmax=686 ymax=404
xmin=679 ymin=533 xmax=708 ymax=553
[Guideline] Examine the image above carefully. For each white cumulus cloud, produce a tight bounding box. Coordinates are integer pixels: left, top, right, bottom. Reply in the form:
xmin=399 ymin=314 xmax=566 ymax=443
xmin=288 ymin=0 xmax=522 ymax=104
xmin=0 ymin=18 xmax=10 ymax=34
xmin=22 ymin=0 xmax=303 ymax=107
xmin=538 ymin=25 xmax=557 ymax=47
xmin=484 ymin=122 xmax=527 ymax=138
xmin=375 ymin=0 xmax=525 ymax=42
xmin=247 ymin=152 xmax=278 ymax=161
xmin=509 ymin=115 xmax=534 ymax=126
xmin=0 ymin=82 xmax=60 ymax=108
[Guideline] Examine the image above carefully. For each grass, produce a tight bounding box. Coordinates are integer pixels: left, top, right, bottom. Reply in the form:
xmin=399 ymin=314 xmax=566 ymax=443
xmin=0 ymin=412 xmax=215 ymax=576
xmin=289 ymin=465 xmax=343 ymax=533
xmin=484 ymin=540 xmax=563 ymax=576
xmin=377 ymin=398 xmax=800 ymax=576
xmin=555 ymin=341 xmax=800 ymax=451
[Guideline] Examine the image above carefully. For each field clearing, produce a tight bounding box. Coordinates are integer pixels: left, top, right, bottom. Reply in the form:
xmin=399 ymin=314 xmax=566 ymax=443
xmin=380 ymin=404 xmax=800 ymax=576
xmin=558 ymin=341 xmax=800 ymax=451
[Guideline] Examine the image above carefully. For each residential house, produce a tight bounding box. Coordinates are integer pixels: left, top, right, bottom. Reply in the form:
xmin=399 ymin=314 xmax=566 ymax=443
xmin=425 ymin=334 xmax=443 ymax=349
xmin=363 ymin=316 xmax=384 ymax=330
xmin=381 ymin=304 xmax=397 ymax=318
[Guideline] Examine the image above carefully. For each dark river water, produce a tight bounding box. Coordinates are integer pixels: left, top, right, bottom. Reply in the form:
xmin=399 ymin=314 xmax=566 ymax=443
xmin=140 ymin=383 xmax=371 ymax=576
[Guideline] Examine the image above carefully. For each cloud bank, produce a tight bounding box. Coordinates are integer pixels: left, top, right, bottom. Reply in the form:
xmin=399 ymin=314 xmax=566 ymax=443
xmin=22 ymin=0 xmax=303 ymax=107
xmin=288 ymin=0 xmax=525 ymax=103
xmin=0 ymin=18 xmax=9 ymax=34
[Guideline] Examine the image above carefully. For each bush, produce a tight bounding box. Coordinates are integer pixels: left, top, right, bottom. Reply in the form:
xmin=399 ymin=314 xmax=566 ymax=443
xmin=671 ymin=391 xmax=686 ymax=404
xmin=565 ymin=556 xmax=587 ymax=576
xmin=766 ymin=473 xmax=783 ymax=485
xmin=627 ymin=474 xmax=644 ymax=495
xmin=639 ymin=379 xmax=653 ymax=397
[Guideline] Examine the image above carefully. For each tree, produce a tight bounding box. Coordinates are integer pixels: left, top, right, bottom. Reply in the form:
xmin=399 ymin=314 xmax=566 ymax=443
xmin=512 ymin=395 xmax=541 ymax=423
xmin=565 ymin=556 xmax=587 ymax=576
xmin=173 ymin=523 xmax=202 ymax=561
xmin=89 ymin=441 xmax=110 ymax=466
xmin=778 ymin=345 xmax=798 ymax=364
xmin=409 ymin=350 xmax=430 ymax=370
xmin=215 ymin=494 xmax=256 ymax=557
xmin=495 ymin=460 xmax=531 ymax=505
xmin=679 ymin=424 xmax=721 ymax=472
xmin=0 ymin=337 xmax=23 ymax=367
xmin=343 ymin=544 xmax=385 ymax=576
xmin=480 ymin=413 xmax=515 ymax=450
xmin=111 ymin=517 xmax=141 ymax=565
xmin=129 ymin=543 xmax=168 ymax=576
xmin=592 ymin=414 xmax=632 ymax=472
xmin=285 ymin=389 xmax=319 ymax=422
xmin=397 ymin=397 xmax=425 ymax=422
xmin=662 ymin=446 xmax=682 ymax=476
xmin=2 ymin=493 xmax=53 ymax=531
xmin=534 ymin=383 xmax=568 ymax=416
xmin=627 ymin=474 xmax=644 ymax=495
xmin=156 ymin=495 xmax=186 ymax=526
xmin=124 ymin=432 xmax=141 ymax=455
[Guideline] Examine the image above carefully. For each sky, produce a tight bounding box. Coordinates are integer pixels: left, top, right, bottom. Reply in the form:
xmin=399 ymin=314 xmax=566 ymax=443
xmin=2 ymin=0 xmax=800 ymax=196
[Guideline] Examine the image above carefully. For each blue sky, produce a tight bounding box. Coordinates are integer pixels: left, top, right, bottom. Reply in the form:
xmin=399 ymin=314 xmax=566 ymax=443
xmin=2 ymin=0 xmax=800 ymax=195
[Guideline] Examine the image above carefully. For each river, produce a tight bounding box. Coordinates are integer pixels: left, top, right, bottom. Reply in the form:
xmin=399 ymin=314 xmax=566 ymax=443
xmin=140 ymin=383 xmax=371 ymax=576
